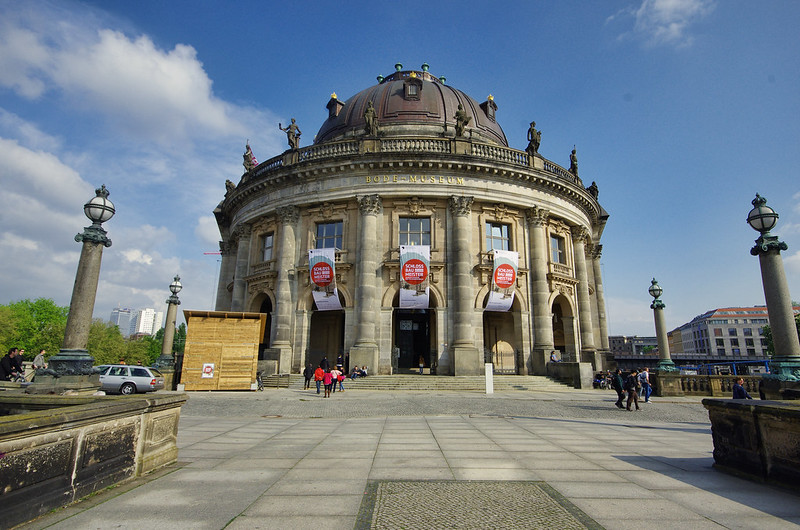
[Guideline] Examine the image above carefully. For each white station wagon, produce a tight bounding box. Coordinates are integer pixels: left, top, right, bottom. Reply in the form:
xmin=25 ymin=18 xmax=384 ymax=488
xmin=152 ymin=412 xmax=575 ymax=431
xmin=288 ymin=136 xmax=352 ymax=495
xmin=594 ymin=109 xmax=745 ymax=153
xmin=96 ymin=364 xmax=165 ymax=395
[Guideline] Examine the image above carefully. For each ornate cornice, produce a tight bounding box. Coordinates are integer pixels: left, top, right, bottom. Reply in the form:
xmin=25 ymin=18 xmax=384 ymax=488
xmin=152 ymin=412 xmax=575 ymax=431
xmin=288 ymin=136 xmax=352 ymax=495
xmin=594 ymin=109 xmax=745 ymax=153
xmin=592 ymin=244 xmax=602 ymax=260
xmin=234 ymin=223 xmax=251 ymax=239
xmin=357 ymin=194 xmax=382 ymax=216
xmin=449 ymin=196 xmax=473 ymax=217
xmin=219 ymin=240 xmax=232 ymax=256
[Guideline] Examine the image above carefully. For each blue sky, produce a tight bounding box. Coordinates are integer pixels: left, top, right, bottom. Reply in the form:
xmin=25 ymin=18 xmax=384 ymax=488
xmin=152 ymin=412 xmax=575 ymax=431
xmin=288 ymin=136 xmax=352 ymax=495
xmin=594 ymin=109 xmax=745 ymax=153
xmin=1 ymin=0 xmax=799 ymax=336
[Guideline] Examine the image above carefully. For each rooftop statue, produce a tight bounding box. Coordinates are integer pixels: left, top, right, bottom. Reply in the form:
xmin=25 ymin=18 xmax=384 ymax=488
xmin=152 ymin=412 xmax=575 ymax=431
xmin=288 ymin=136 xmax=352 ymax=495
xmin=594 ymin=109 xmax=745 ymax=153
xmin=225 ymin=179 xmax=236 ymax=194
xmin=243 ymin=142 xmax=257 ymax=172
xmin=587 ymin=181 xmax=598 ymax=199
xmin=569 ymin=148 xmax=579 ymax=176
xmin=279 ymin=119 xmax=302 ymax=150
xmin=454 ymin=104 xmax=471 ymax=137
xmin=526 ymin=121 xmax=541 ymax=155
xmin=364 ymin=101 xmax=378 ymax=136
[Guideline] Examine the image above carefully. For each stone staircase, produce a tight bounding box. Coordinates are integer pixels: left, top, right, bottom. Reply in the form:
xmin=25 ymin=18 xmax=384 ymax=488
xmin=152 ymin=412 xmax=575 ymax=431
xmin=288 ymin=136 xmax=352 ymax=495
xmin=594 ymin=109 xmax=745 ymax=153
xmin=263 ymin=374 xmax=573 ymax=392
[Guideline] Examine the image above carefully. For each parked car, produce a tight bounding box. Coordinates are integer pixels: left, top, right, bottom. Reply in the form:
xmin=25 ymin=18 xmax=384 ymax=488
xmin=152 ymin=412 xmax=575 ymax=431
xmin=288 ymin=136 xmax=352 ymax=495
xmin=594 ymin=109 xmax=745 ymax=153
xmin=96 ymin=364 xmax=165 ymax=395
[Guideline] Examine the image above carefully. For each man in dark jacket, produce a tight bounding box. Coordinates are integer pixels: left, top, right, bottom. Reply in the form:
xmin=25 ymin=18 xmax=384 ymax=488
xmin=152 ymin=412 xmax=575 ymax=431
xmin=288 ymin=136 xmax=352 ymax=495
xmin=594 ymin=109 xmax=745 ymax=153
xmin=0 ymin=348 xmax=21 ymax=381
xmin=611 ymin=368 xmax=626 ymax=409
xmin=625 ymin=369 xmax=641 ymax=411
xmin=732 ymin=378 xmax=754 ymax=399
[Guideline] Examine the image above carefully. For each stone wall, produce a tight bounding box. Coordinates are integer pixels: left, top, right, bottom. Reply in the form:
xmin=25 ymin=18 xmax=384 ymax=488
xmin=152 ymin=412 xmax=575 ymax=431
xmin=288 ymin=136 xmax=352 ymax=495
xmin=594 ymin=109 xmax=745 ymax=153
xmin=0 ymin=393 xmax=186 ymax=527
xmin=703 ymin=398 xmax=800 ymax=491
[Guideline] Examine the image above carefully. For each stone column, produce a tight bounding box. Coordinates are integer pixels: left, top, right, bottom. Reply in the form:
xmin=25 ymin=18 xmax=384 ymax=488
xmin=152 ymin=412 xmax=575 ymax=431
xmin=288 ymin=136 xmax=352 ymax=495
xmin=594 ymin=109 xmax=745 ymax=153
xmin=215 ymin=240 xmax=234 ymax=310
xmin=652 ymin=299 xmax=675 ymax=371
xmin=591 ymin=245 xmax=610 ymax=351
xmin=62 ymin=239 xmax=107 ymax=352
xmin=230 ymin=224 xmax=252 ymax=312
xmin=449 ymin=196 xmax=481 ymax=375
xmin=271 ymin=206 xmax=298 ymax=372
xmin=526 ymin=207 xmax=554 ymax=375
xmin=571 ymin=226 xmax=595 ymax=360
xmin=349 ymin=195 xmax=382 ymax=372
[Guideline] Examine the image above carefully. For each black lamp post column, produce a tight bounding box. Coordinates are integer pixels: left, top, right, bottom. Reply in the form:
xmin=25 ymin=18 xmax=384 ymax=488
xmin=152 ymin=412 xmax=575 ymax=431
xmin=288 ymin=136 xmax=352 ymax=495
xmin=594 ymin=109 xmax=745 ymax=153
xmin=649 ymin=278 xmax=676 ymax=372
xmin=156 ymin=275 xmax=182 ymax=369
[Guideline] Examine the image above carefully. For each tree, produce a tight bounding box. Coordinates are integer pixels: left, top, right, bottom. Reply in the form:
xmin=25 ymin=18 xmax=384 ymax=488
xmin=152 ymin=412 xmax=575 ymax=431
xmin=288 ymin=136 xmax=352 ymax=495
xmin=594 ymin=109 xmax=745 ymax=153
xmin=761 ymin=314 xmax=800 ymax=356
xmin=87 ymin=319 xmax=127 ymax=365
xmin=0 ymin=298 xmax=68 ymax=360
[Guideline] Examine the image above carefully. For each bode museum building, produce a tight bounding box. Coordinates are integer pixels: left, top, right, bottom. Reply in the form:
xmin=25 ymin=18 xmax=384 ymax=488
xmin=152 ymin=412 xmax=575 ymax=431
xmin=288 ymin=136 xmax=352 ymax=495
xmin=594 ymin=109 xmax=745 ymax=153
xmin=214 ymin=63 xmax=610 ymax=376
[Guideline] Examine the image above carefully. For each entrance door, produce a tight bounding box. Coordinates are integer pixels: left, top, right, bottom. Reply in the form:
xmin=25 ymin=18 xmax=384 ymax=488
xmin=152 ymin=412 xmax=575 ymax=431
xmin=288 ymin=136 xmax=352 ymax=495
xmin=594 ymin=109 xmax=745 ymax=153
xmin=394 ymin=309 xmax=431 ymax=370
xmin=483 ymin=312 xmax=518 ymax=374
xmin=308 ymin=310 xmax=344 ymax=368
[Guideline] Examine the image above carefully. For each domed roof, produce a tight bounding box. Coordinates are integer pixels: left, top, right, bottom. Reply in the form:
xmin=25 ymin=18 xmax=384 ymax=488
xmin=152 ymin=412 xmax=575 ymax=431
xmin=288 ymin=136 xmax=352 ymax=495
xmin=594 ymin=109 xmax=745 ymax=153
xmin=315 ymin=64 xmax=508 ymax=147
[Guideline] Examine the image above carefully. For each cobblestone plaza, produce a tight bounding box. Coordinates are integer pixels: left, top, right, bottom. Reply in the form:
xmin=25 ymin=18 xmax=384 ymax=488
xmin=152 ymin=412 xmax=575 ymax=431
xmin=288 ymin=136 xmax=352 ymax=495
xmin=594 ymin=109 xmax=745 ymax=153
xmin=22 ymin=389 xmax=800 ymax=529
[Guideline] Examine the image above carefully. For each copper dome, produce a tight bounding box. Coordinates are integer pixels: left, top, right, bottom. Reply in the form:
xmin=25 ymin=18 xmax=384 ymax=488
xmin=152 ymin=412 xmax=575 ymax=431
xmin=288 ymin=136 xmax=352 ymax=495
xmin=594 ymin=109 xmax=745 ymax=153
xmin=315 ymin=65 xmax=508 ymax=147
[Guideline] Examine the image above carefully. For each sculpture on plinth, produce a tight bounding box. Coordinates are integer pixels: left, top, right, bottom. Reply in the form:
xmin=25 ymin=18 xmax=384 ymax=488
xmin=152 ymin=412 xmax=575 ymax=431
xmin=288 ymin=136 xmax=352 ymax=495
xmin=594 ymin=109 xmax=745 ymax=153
xmin=364 ymin=101 xmax=378 ymax=136
xmin=279 ymin=119 xmax=302 ymax=150
xmin=454 ymin=104 xmax=471 ymax=137
xmin=526 ymin=121 xmax=541 ymax=155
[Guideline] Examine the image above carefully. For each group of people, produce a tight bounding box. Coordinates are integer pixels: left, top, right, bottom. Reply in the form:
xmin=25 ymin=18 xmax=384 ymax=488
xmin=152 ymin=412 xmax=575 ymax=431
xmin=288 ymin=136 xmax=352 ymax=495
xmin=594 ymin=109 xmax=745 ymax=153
xmin=609 ymin=367 xmax=652 ymax=411
xmin=302 ymin=355 xmax=369 ymax=398
xmin=0 ymin=348 xmax=47 ymax=381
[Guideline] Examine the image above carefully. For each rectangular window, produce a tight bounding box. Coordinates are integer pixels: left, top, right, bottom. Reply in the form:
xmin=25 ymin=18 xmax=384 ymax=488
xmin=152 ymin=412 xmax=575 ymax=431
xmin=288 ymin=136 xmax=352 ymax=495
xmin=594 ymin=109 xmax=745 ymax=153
xmin=261 ymin=232 xmax=274 ymax=261
xmin=732 ymin=348 xmax=741 ymax=355
xmin=730 ymin=338 xmax=739 ymax=347
xmin=550 ymin=235 xmax=566 ymax=264
xmin=717 ymin=348 xmax=726 ymax=356
xmin=486 ymin=222 xmax=510 ymax=251
xmin=315 ymin=221 xmax=343 ymax=249
xmin=716 ymin=339 xmax=724 ymax=347
xmin=747 ymin=348 xmax=756 ymax=356
xmin=400 ymin=217 xmax=431 ymax=246
xmin=743 ymin=328 xmax=753 ymax=336
xmin=761 ymin=338 xmax=768 ymax=348
xmin=745 ymin=338 xmax=754 ymax=347
xmin=728 ymin=328 xmax=737 ymax=336
xmin=713 ymin=328 xmax=722 ymax=337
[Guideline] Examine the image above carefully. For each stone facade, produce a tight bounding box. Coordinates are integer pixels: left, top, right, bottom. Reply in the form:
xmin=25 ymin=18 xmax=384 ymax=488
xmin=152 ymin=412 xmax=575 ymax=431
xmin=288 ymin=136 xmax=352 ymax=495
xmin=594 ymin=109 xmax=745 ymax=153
xmin=214 ymin=66 xmax=609 ymax=376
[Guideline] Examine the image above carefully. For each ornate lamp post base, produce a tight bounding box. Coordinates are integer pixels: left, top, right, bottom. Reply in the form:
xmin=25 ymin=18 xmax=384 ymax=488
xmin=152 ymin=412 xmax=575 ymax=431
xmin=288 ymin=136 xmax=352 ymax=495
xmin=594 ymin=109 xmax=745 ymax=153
xmin=656 ymin=359 xmax=678 ymax=372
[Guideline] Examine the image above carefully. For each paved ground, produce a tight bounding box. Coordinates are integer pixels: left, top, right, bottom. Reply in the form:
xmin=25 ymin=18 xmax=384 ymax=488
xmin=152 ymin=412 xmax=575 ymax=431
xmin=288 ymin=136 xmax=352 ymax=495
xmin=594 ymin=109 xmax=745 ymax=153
xmin=20 ymin=388 xmax=800 ymax=529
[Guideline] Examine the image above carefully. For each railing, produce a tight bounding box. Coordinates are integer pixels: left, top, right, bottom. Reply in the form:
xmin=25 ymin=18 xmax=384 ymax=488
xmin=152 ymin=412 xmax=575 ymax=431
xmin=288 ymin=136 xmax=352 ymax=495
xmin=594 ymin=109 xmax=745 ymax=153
xmin=678 ymin=374 xmax=761 ymax=397
xmin=247 ymin=137 xmax=586 ymax=190
xmin=298 ymin=140 xmax=360 ymax=162
xmin=250 ymin=261 xmax=274 ymax=275
xmin=381 ymin=138 xmax=450 ymax=153
xmin=471 ymin=143 xmax=529 ymax=165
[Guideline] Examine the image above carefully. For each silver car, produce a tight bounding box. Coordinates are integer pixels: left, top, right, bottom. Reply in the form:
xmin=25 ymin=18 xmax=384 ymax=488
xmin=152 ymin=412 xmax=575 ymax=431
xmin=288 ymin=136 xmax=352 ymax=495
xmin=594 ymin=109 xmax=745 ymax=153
xmin=97 ymin=364 xmax=165 ymax=395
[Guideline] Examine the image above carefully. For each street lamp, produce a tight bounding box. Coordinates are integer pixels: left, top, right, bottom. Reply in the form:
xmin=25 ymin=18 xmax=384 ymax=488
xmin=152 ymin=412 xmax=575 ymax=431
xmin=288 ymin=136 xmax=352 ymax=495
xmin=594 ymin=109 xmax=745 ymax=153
xmin=649 ymin=278 xmax=676 ymax=371
xmin=156 ymin=275 xmax=182 ymax=369
xmin=747 ymin=194 xmax=800 ymax=381
xmin=47 ymin=185 xmax=115 ymax=383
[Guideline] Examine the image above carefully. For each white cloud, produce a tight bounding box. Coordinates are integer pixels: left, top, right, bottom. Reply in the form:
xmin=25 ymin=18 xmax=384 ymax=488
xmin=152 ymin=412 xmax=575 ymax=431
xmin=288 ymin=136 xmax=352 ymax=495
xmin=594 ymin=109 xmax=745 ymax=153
xmin=195 ymin=216 xmax=221 ymax=247
xmin=785 ymin=250 xmax=800 ymax=276
xmin=609 ymin=0 xmax=715 ymax=48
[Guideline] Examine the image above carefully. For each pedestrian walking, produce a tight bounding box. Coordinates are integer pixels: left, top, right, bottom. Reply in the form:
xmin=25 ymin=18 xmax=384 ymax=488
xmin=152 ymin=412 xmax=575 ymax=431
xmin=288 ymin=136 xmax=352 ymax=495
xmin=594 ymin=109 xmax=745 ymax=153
xmin=625 ymin=369 xmax=640 ymax=411
xmin=418 ymin=355 xmax=425 ymax=375
xmin=303 ymin=363 xmax=313 ymax=390
xmin=611 ymin=368 xmax=626 ymax=409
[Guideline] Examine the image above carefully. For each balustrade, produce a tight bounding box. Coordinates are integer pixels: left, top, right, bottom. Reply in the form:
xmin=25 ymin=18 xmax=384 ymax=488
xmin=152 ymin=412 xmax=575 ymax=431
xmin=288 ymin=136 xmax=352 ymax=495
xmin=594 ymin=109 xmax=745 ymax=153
xmin=381 ymin=138 xmax=449 ymax=153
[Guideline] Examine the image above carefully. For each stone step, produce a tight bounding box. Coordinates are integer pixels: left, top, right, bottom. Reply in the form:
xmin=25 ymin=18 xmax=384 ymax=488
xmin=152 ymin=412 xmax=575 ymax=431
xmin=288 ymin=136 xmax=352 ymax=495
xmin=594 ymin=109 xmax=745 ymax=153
xmin=265 ymin=374 xmax=573 ymax=392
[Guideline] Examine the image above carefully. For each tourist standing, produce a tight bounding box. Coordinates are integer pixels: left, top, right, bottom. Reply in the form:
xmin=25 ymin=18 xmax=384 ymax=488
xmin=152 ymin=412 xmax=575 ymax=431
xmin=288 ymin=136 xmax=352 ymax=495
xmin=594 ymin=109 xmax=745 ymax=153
xmin=639 ymin=367 xmax=652 ymax=403
xmin=418 ymin=355 xmax=425 ymax=375
xmin=303 ymin=363 xmax=313 ymax=390
xmin=314 ymin=366 xmax=325 ymax=394
xmin=323 ymin=370 xmax=333 ymax=398
xmin=330 ymin=367 xmax=341 ymax=393
xmin=732 ymin=378 xmax=754 ymax=399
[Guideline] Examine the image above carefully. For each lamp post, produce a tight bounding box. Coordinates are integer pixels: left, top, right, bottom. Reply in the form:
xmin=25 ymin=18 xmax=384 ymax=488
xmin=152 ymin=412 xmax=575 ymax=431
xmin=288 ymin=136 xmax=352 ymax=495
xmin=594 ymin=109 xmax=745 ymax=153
xmin=747 ymin=194 xmax=800 ymax=381
xmin=649 ymin=278 xmax=676 ymax=372
xmin=48 ymin=185 xmax=115 ymax=379
xmin=156 ymin=275 xmax=182 ymax=369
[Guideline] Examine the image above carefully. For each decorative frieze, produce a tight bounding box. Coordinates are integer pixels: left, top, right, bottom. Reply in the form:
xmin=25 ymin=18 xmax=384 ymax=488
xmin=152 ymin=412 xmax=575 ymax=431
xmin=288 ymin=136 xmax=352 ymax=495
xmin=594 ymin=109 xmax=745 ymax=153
xmin=276 ymin=205 xmax=299 ymax=224
xmin=525 ymin=206 xmax=550 ymax=226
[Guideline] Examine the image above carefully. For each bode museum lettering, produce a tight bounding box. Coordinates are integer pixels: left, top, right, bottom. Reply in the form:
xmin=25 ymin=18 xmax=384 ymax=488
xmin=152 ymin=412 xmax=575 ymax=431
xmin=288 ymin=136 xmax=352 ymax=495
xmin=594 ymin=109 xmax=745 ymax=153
xmin=364 ymin=175 xmax=465 ymax=185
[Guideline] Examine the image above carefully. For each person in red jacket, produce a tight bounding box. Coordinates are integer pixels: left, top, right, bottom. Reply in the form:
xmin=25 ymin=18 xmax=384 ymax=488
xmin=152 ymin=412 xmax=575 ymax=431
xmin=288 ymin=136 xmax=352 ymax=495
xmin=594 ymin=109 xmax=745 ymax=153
xmin=323 ymin=370 xmax=333 ymax=398
xmin=314 ymin=366 xmax=325 ymax=394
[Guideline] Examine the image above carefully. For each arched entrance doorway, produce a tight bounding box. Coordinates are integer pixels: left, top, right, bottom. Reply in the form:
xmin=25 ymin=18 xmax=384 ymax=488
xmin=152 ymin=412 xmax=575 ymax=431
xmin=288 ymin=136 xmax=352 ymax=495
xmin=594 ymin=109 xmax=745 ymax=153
xmin=307 ymin=292 xmax=346 ymax=369
xmin=552 ymin=294 xmax=577 ymax=362
xmin=482 ymin=294 xmax=522 ymax=374
xmin=392 ymin=292 xmax=437 ymax=373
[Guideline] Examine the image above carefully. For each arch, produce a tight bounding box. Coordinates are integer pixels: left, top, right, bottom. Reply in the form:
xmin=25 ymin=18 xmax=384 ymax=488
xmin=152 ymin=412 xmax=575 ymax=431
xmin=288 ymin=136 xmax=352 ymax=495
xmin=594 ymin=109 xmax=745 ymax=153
xmin=297 ymin=284 xmax=351 ymax=311
xmin=248 ymin=291 xmax=274 ymax=360
xmin=382 ymin=282 xmax=443 ymax=309
xmin=551 ymin=293 xmax=577 ymax=362
xmin=481 ymin=291 xmax=523 ymax=374
xmin=248 ymin=290 xmax=274 ymax=313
